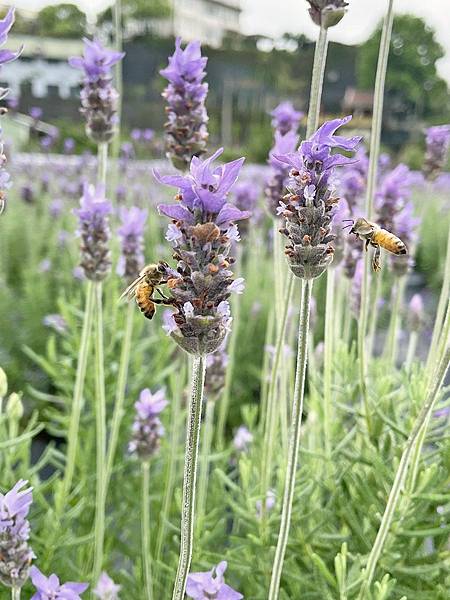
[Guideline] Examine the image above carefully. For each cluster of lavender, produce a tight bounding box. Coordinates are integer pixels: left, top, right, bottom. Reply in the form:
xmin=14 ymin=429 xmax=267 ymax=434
xmin=306 ymin=0 xmax=348 ymax=28
xmin=128 ymin=389 xmax=167 ymax=461
xmin=155 ymin=148 xmax=249 ymax=356
xmin=275 ymin=116 xmax=361 ymax=279
xmin=186 ymin=561 xmax=242 ymax=600
xmin=74 ymin=185 xmax=112 ymax=282
xmin=0 ymin=480 xmax=34 ymax=590
xmin=423 ymin=124 xmax=450 ymax=181
xmin=69 ymin=39 xmax=125 ymax=144
xmin=265 ymin=102 xmax=302 ymax=215
xmin=375 ymin=164 xmax=419 ymax=276
xmin=116 ymin=206 xmax=147 ymax=283
xmin=0 ymin=8 xmax=22 ymax=214
xmin=160 ymin=38 xmax=209 ymax=172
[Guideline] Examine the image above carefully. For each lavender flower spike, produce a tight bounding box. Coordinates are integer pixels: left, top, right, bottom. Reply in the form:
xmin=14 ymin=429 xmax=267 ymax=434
xmin=30 ymin=566 xmax=88 ymax=600
xmin=128 ymin=388 xmax=168 ymax=460
xmin=271 ymin=101 xmax=304 ymax=136
xmin=93 ymin=572 xmax=121 ymax=600
xmin=116 ymin=206 xmax=147 ymax=282
xmin=307 ymin=0 xmax=348 ymax=28
xmin=69 ymin=38 xmax=125 ymax=143
xmin=277 ymin=116 xmax=361 ymax=279
xmin=160 ymin=37 xmax=209 ymax=171
xmin=423 ymin=124 xmax=450 ymax=181
xmin=73 ymin=184 xmax=112 ymax=281
xmin=155 ymin=148 xmax=249 ymax=356
xmin=265 ymin=129 xmax=299 ymax=216
xmin=186 ymin=561 xmax=243 ymax=600
xmin=0 ymin=480 xmax=34 ymax=589
xmin=0 ymin=8 xmax=21 ymax=215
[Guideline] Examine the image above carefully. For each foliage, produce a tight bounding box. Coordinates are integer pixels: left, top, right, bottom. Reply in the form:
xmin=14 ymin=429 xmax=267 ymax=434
xmin=15 ymin=5 xmax=87 ymax=39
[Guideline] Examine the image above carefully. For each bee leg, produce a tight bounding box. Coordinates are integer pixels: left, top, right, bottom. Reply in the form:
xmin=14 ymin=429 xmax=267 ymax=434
xmin=156 ymin=288 xmax=170 ymax=301
xmin=365 ymin=239 xmax=370 ymax=252
xmin=372 ymin=245 xmax=381 ymax=272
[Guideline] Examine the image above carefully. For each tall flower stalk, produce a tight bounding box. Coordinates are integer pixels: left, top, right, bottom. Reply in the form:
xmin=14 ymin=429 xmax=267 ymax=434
xmin=268 ymin=117 xmax=360 ymax=598
xmin=154 ymin=149 xmax=249 ymax=600
xmin=357 ymin=0 xmax=394 ymax=429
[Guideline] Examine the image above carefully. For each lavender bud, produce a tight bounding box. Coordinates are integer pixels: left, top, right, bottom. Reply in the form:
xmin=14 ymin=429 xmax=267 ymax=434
xmin=155 ymin=148 xmax=249 ymax=356
xmin=0 ymin=480 xmax=34 ymax=589
xmin=423 ymin=124 xmax=450 ymax=181
xmin=160 ymin=38 xmax=209 ymax=171
xmin=408 ymin=294 xmax=425 ymax=332
xmin=6 ymin=393 xmax=23 ymax=421
xmin=270 ymin=101 xmax=304 ymax=136
xmin=265 ymin=130 xmax=299 ymax=216
xmin=128 ymin=389 xmax=168 ymax=461
xmin=116 ymin=206 xmax=147 ymax=283
xmin=73 ymin=184 xmax=112 ymax=282
xmin=276 ymin=116 xmax=361 ymax=279
xmin=69 ymin=39 xmax=125 ymax=144
xmin=306 ymin=0 xmax=348 ymax=28
xmin=233 ymin=425 xmax=253 ymax=453
xmin=186 ymin=561 xmax=243 ymax=600
xmin=94 ymin=572 xmax=121 ymax=600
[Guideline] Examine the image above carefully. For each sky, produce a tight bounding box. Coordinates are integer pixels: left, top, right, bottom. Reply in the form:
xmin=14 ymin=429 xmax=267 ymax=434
xmin=7 ymin=0 xmax=450 ymax=82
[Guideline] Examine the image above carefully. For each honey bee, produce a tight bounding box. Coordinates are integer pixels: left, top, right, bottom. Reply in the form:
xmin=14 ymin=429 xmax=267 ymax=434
xmin=343 ymin=217 xmax=407 ymax=272
xmin=119 ymin=261 xmax=175 ymax=319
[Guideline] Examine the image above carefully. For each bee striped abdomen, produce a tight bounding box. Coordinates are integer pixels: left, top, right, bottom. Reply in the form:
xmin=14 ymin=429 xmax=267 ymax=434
xmin=135 ymin=281 xmax=156 ymax=320
xmin=374 ymin=229 xmax=407 ymax=255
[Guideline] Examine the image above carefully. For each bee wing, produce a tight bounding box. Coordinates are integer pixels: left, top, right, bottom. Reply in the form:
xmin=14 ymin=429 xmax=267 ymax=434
xmin=119 ymin=274 xmax=145 ymax=302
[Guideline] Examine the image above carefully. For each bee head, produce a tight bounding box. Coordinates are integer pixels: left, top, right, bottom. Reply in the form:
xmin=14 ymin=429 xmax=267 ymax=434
xmin=342 ymin=219 xmax=354 ymax=233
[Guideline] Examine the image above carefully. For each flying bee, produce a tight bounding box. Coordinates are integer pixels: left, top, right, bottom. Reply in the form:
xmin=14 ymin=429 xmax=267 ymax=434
xmin=119 ymin=261 xmax=175 ymax=320
xmin=343 ymin=217 xmax=407 ymax=272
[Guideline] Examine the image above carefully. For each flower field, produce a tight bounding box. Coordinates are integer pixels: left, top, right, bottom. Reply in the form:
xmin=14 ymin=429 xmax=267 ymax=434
xmin=0 ymin=2 xmax=450 ymax=600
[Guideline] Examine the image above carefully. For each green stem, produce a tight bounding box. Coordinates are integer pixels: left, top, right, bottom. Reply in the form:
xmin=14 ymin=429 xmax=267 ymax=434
xmin=93 ymin=282 xmax=107 ymax=583
xmin=384 ymin=276 xmax=405 ymax=364
xmin=426 ymin=227 xmax=450 ymax=373
xmin=358 ymin=344 xmax=450 ymax=598
xmin=61 ymin=281 xmax=95 ymax=502
xmin=262 ymin=275 xmax=295 ymax=499
xmin=323 ymin=268 xmax=335 ymax=457
xmin=306 ymin=26 xmax=328 ymax=137
xmin=97 ymin=142 xmax=108 ymax=187
xmin=268 ymin=279 xmax=312 ymax=600
xmin=11 ymin=587 xmax=20 ymax=600
xmin=142 ymin=461 xmax=154 ymax=600
xmin=358 ymin=0 xmax=394 ymax=430
xmin=171 ymin=355 xmax=206 ymax=600
xmin=105 ymin=301 xmax=134 ymax=491
xmin=368 ymin=274 xmax=382 ymax=357
xmin=405 ymin=331 xmax=418 ymax=370
xmin=196 ymin=397 xmax=215 ymax=533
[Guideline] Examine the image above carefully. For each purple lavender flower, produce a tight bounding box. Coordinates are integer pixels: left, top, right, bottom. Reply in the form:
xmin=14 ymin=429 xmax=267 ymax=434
xmin=43 ymin=314 xmax=68 ymax=335
xmin=128 ymin=389 xmax=168 ymax=460
xmin=73 ymin=184 xmax=112 ymax=281
xmin=93 ymin=572 xmax=121 ymax=600
xmin=307 ymin=0 xmax=348 ymax=28
xmin=205 ymin=344 xmax=229 ymax=398
xmin=116 ymin=206 xmax=147 ymax=282
xmin=270 ymin=101 xmax=304 ymax=136
xmin=0 ymin=480 xmax=34 ymax=589
xmin=131 ymin=128 xmax=141 ymax=142
xmin=69 ymin=39 xmax=125 ymax=143
xmin=154 ymin=149 xmax=249 ymax=356
xmin=408 ymin=293 xmax=425 ymax=332
xmin=256 ymin=489 xmax=276 ymax=519
xmin=160 ymin=37 xmax=209 ymax=171
xmin=390 ymin=201 xmax=419 ymax=276
xmin=232 ymin=181 xmax=260 ymax=235
xmin=30 ymin=107 xmax=42 ymax=121
xmin=276 ymin=116 xmax=361 ymax=279
xmin=0 ymin=9 xmax=22 ymax=67
xmin=423 ymin=124 xmax=450 ymax=181
xmin=30 ymin=566 xmax=88 ymax=600
xmin=265 ymin=129 xmax=299 ymax=216
xmin=186 ymin=561 xmax=243 ymax=600
xmin=64 ymin=138 xmax=75 ymax=154
xmin=233 ymin=425 xmax=253 ymax=452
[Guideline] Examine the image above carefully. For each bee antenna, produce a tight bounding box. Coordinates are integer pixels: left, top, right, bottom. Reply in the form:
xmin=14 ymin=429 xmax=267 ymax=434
xmin=342 ymin=223 xmax=354 ymax=231
xmin=342 ymin=219 xmax=354 ymax=223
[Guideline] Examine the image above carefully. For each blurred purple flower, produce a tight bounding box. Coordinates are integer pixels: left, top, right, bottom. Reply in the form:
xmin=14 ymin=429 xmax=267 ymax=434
xmin=38 ymin=259 xmax=52 ymax=273
xmin=205 ymin=344 xmax=229 ymax=397
xmin=30 ymin=566 xmax=88 ymax=600
xmin=73 ymin=184 xmax=112 ymax=281
xmin=0 ymin=480 xmax=34 ymax=589
xmin=129 ymin=389 xmax=167 ymax=460
xmin=256 ymin=489 xmax=276 ymax=519
xmin=423 ymin=124 xmax=450 ymax=181
xmin=49 ymin=198 xmax=64 ymax=218
xmin=408 ymin=293 xmax=425 ymax=332
xmin=160 ymin=37 xmax=209 ymax=171
xmin=186 ymin=561 xmax=243 ymax=600
xmin=233 ymin=425 xmax=253 ymax=452
xmin=265 ymin=125 xmax=300 ymax=216
xmin=43 ymin=314 xmax=67 ymax=335
xmin=93 ymin=572 xmax=121 ymax=600
xmin=0 ymin=8 xmax=22 ymax=67
xmin=131 ymin=128 xmax=141 ymax=141
xmin=116 ymin=206 xmax=147 ymax=282
xmin=30 ymin=107 xmax=42 ymax=121
xmin=63 ymin=138 xmax=75 ymax=154
xmin=270 ymin=101 xmax=304 ymax=136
